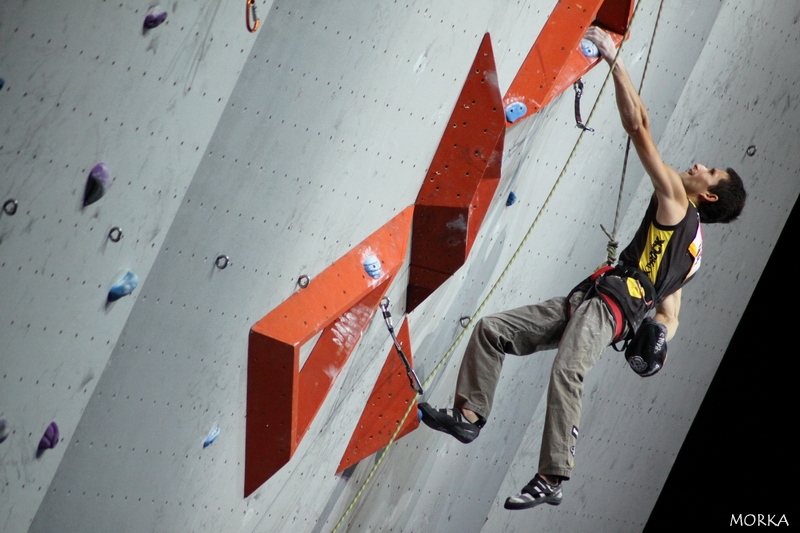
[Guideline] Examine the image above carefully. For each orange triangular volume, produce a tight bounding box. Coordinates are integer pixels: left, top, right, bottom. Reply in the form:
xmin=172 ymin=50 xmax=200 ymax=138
xmin=408 ymin=32 xmax=505 ymax=311
xmin=337 ymin=319 xmax=420 ymax=473
xmin=245 ymin=207 xmax=413 ymax=497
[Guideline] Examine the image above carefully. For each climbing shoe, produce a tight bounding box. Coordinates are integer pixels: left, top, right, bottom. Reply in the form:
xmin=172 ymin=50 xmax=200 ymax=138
xmin=504 ymin=474 xmax=563 ymax=510
xmin=418 ymin=403 xmax=482 ymax=444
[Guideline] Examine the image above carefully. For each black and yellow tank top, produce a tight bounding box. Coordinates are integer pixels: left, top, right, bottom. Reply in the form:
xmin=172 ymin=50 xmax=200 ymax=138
xmin=618 ymin=196 xmax=703 ymax=304
xmin=571 ymin=196 xmax=703 ymax=336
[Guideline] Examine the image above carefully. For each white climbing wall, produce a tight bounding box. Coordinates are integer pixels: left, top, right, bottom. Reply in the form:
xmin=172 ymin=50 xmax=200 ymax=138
xmin=0 ymin=1 xmax=797 ymax=532
xmin=0 ymin=1 xmax=260 ymax=530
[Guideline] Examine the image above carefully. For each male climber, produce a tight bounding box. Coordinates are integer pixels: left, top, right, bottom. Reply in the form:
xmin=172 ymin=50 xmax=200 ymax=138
xmin=417 ymin=26 xmax=746 ymax=510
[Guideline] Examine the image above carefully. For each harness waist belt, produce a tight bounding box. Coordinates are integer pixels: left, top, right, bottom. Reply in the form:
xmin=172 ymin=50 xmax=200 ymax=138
xmin=610 ymin=264 xmax=656 ymax=305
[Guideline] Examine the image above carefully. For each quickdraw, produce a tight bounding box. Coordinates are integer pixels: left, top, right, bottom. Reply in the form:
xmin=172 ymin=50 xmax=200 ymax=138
xmin=246 ymin=0 xmax=260 ymax=33
xmin=573 ymin=79 xmax=594 ymax=132
xmin=379 ymin=298 xmax=424 ymax=394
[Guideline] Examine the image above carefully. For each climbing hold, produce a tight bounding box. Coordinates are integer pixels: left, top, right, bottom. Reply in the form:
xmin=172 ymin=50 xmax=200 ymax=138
xmin=0 ymin=418 xmax=9 ymax=443
xmin=504 ymin=102 xmax=527 ymax=123
xmin=746 ymin=145 xmax=757 ymax=157
xmin=580 ymin=38 xmax=599 ymax=57
xmin=0 ymin=77 xmax=5 ymax=90
xmin=417 ymin=408 xmax=423 ymax=422
xmin=215 ymin=255 xmax=230 ymax=269
xmin=203 ymin=426 xmax=220 ymax=448
xmin=297 ymin=274 xmax=310 ymax=288
xmin=38 ymin=422 xmax=59 ymax=451
xmin=108 ymin=226 xmax=123 ymax=242
xmin=108 ymin=270 xmax=139 ymax=301
xmin=144 ymin=7 xmax=167 ymax=29
xmin=362 ymin=254 xmax=382 ymax=279
xmin=2 ymin=199 xmax=17 ymax=216
xmin=459 ymin=316 xmax=471 ymax=328
xmin=83 ymin=163 xmax=111 ymax=207
xmin=506 ymin=192 xmax=517 ymax=206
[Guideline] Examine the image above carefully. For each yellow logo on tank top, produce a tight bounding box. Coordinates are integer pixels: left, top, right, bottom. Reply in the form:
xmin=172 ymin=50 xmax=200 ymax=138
xmin=637 ymin=224 xmax=674 ymax=285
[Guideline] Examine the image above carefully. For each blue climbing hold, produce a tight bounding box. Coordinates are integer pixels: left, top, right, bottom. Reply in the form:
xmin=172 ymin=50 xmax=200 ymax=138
xmin=581 ymin=39 xmax=600 ymax=57
xmin=506 ymin=192 xmax=517 ymax=206
xmin=362 ymin=254 xmax=383 ymax=279
xmin=144 ymin=7 xmax=167 ymax=29
xmin=580 ymin=38 xmax=599 ymax=57
xmin=108 ymin=271 xmax=139 ymax=301
xmin=38 ymin=422 xmax=59 ymax=451
xmin=504 ymin=102 xmax=527 ymax=123
xmin=203 ymin=426 xmax=220 ymax=448
xmin=0 ymin=77 xmax=5 ymax=90
xmin=0 ymin=418 xmax=9 ymax=444
xmin=83 ymin=162 xmax=111 ymax=207
xmin=417 ymin=408 xmax=423 ymax=422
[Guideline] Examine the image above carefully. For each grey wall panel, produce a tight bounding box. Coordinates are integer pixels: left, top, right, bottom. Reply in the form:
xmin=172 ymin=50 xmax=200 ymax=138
xmin=1 ymin=1 xmax=259 ymax=531
xmin=2 ymin=0 xmax=799 ymax=532
xmin=23 ymin=2 xmax=563 ymax=532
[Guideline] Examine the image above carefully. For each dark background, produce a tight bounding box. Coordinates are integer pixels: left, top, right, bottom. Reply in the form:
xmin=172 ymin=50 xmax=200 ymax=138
xmin=644 ymin=196 xmax=796 ymax=531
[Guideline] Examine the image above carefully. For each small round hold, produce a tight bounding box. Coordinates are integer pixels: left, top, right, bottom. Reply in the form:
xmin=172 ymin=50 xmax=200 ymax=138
xmin=38 ymin=422 xmax=59 ymax=451
xmin=362 ymin=254 xmax=383 ymax=279
xmin=746 ymin=145 xmax=757 ymax=157
xmin=459 ymin=316 xmax=471 ymax=328
xmin=83 ymin=163 xmax=111 ymax=207
xmin=108 ymin=270 xmax=139 ymax=301
xmin=203 ymin=426 xmax=220 ymax=448
xmin=580 ymin=38 xmax=599 ymax=57
xmin=2 ymin=199 xmax=18 ymax=216
xmin=297 ymin=275 xmax=310 ymax=288
xmin=215 ymin=255 xmax=230 ymax=269
xmin=108 ymin=226 xmax=123 ymax=242
xmin=504 ymin=102 xmax=527 ymax=123
xmin=144 ymin=7 xmax=168 ymax=29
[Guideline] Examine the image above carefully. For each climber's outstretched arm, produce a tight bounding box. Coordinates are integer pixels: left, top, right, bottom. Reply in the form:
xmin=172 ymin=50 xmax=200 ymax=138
xmin=585 ymin=26 xmax=688 ymax=226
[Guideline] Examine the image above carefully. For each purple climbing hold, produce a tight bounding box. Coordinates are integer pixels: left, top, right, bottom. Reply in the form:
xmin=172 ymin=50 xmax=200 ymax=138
xmin=144 ymin=7 xmax=168 ymax=29
xmin=0 ymin=418 xmax=9 ymax=444
xmin=38 ymin=422 xmax=59 ymax=451
xmin=83 ymin=162 xmax=111 ymax=207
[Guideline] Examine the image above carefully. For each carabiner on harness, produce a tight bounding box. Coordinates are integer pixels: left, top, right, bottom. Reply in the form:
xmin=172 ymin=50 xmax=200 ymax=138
xmin=246 ymin=0 xmax=260 ymax=33
xmin=573 ymin=79 xmax=594 ymax=132
xmin=380 ymin=298 xmax=424 ymax=395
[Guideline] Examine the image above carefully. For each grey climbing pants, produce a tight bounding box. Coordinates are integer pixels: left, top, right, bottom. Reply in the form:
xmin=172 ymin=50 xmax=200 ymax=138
xmin=454 ymin=292 xmax=617 ymax=480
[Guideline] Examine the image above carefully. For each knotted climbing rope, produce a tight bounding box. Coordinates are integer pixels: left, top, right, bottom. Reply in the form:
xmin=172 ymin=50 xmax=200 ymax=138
xmin=331 ymin=2 xmax=665 ymax=530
